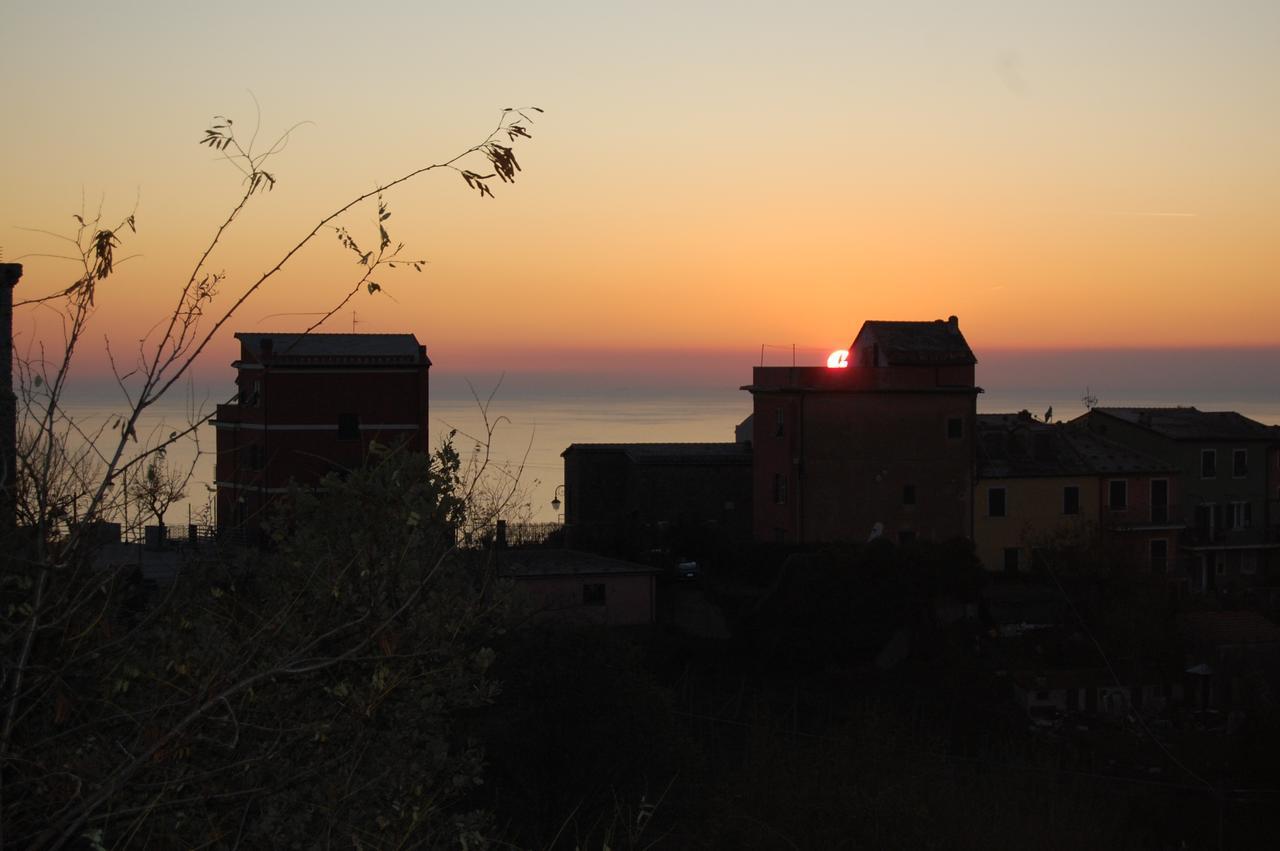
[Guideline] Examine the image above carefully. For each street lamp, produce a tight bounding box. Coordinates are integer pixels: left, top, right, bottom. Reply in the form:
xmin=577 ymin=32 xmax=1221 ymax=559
xmin=550 ymin=484 xmax=565 ymax=513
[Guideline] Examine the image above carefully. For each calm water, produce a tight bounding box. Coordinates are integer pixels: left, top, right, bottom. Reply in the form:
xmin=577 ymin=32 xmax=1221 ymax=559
xmin=48 ymin=385 xmax=1280 ymax=525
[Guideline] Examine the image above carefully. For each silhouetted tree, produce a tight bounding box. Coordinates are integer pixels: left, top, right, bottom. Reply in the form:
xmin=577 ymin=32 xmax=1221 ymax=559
xmin=3 ymin=107 xmax=539 ymax=849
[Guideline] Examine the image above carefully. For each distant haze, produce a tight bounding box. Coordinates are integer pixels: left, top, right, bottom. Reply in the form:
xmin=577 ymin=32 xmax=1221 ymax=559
xmin=428 ymin=345 xmax=1280 ymax=406
xmin=57 ymin=344 xmax=1279 ymax=410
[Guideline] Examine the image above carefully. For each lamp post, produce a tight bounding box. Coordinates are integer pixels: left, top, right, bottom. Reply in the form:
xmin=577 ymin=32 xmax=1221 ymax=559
xmin=550 ymin=484 xmax=565 ymax=522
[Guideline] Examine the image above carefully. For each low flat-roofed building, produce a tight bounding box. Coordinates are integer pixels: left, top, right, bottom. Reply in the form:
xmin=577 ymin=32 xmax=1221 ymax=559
xmin=561 ymin=441 xmax=752 ymax=557
xmin=497 ymin=549 xmax=660 ymax=626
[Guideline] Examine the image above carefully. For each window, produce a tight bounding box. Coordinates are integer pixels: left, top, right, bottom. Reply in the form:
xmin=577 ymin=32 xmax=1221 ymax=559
xmin=773 ymin=473 xmax=788 ymax=505
xmin=1230 ymin=501 xmax=1252 ymax=531
xmin=1063 ymin=486 xmax=1080 ymax=516
xmin=774 ymin=408 xmax=785 ymax=438
xmin=337 ymin=413 xmax=360 ymax=441
xmin=582 ymin=583 xmax=606 ymax=606
xmin=1150 ymin=479 xmax=1169 ymax=523
xmin=988 ymin=487 xmax=1006 ymax=517
xmin=947 ymin=417 xmax=964 ymax=440
xmin=1195 ymin=503 xmax=1223 ymax=542
xmin=903 ymin=484 xmax=916 ymax=506
xmin=1109 ymin=480 xmax=1127 ymax=511
xmin=1201 ymin=449 xmax=1217 ymax=478
xmin=1150 ymin=539 xmax=1168 ymax=574
xmin=249 ymin=443 xmax=263 ymax=471
xmin=1242 ymin=552 xmax=1258 ymax=575
xmin=1233 ymin=449 xmax=1248 ymax=478
xmin=1003 ymin=547 xmax=1020 ymax=573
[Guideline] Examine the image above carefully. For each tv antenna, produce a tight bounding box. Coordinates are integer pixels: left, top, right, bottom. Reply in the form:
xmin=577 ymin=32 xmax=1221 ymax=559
xmin=1082 ymin=387 xmax=1099 ymax=409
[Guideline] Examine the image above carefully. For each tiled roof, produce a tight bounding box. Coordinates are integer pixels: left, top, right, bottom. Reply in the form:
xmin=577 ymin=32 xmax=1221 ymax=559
xmin=561 ymin=442 xmax=751 ymax=464
xmin=1181 ymin=611 xmax=1280 ymax=646
xmin=977 ymin=413 xmax=1175 ymax=478
xmin=236 ymin=332 xmax=427 ymax=364
xmin=1092 ymin=407 xmax=1274 ymax=441
xmin=852 ymin=317 xmax=977 ymax=366
xmin=497 ymin=549 xmax=660 ymax=577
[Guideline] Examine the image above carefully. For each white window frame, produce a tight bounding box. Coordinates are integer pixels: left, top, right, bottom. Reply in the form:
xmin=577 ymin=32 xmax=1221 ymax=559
xmin=1201 ymin=449 xmax=1217 ymax=479
xmin=1232 ymin=448 xmax=1248 ymax=478
xmin=1150 ymin=479 xmax=1169 ymax=523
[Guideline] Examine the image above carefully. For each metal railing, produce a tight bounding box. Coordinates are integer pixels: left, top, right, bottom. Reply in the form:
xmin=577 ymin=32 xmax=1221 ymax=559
xmin=498 ymin=522 xmax=564 ymax=548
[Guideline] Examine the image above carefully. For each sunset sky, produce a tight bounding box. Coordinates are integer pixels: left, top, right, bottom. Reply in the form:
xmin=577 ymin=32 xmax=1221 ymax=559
xmin=5 ymin=1 xmax=1279 ymax=390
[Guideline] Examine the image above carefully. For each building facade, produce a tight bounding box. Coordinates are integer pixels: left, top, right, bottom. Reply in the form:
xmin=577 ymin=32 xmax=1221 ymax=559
xmin=498 ymin=549 xmax=660 ymax=627
xmin=743 ymin=317 xmax=979 ymax=544
xmin=561 ymin=442 xmax=752 ymax=557
xmin=1075 ymin=407 xmax=1279 ymax=593
xmin=974 ymin=412 xmax=1182 ymax=576
xmin=212 ymin=333 xmax=431 ymax=530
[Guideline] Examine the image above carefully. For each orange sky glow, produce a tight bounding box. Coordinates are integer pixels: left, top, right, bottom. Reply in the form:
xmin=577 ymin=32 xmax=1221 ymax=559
xmin=5 ymin=2 xmax=1279 ymax=389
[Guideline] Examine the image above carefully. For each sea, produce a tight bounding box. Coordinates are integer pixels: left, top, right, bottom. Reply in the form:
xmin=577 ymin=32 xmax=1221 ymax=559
xmin=44 ymin=377 xmax=1280 ymax=526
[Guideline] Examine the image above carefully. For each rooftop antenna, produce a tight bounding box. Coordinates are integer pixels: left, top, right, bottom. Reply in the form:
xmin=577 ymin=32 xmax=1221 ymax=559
xmin=1082 ymin=387 xmax=1098 ymax=409
xmin=351 ymin=311 xmax=359 ymax=332
xmin=759 ymin=344 xmax=797 ymax=367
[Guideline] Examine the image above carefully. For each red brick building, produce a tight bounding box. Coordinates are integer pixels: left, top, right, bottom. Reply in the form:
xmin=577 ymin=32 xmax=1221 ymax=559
xmin=743 ymin=317 xmax=979 ymax=543
xmin=213 ymin=333 xmax=431 ymax=530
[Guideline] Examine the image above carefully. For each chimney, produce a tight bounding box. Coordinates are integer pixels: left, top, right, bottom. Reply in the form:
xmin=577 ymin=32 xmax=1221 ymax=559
xmin=495 ymin=519 xmax=507 ymax=549
xmin=947 ymin=315 xmax=958 ymax=327
xmin=1 ymin=264 xmax=23 ymax=534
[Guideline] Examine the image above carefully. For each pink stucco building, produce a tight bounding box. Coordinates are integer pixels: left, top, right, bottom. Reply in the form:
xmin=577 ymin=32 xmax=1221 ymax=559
xmin=498 ymin=550 xmax=659 ymax=626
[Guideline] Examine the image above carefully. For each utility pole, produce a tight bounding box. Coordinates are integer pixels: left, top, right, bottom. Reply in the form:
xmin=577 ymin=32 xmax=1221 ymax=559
xmin=1 ymin=263 xmax=23 ymax=536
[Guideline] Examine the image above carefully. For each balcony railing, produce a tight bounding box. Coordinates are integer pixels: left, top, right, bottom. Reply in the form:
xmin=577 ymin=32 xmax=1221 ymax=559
xmin=1103 ymin=503 xmax=1183 ymax=529
xmin=502 ymin=522 xmax=564 ymax=548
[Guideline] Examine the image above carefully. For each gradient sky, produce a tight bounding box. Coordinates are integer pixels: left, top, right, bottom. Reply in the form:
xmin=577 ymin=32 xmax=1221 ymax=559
xmin=5 ymin=1 xmax=1279 ymax=386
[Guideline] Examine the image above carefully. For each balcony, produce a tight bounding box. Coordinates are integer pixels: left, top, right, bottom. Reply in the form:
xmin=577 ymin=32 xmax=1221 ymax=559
xmin=212 ymin=402 xmax=261 ymax=426
xmin=1183 ymin=523 xmax=1269 ymax=549
xmin=1103 ymin=503 xmax=1183 ymax=531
